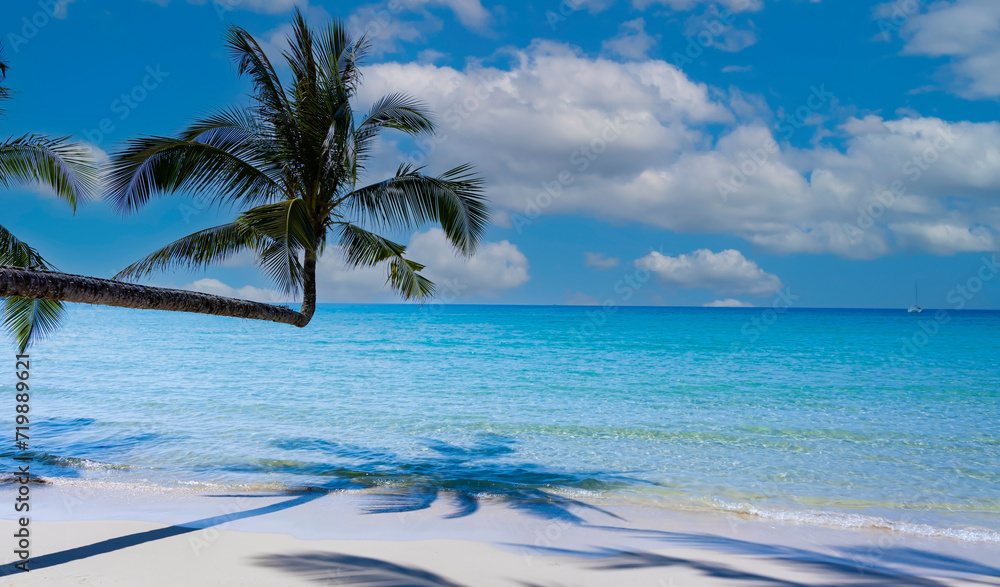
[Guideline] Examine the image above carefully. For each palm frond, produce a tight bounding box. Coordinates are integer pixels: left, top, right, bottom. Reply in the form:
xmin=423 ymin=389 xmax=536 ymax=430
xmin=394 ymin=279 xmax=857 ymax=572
xmin=345 ymin=162 xmax=489 ymax=255
xmin=114 ymin=222 xmax=263 ymax=281
xmin=0 ymin=223 xmax=55 ymax=269
xmin=0 ymin=43 xmax=10 ymax=114
xmin=106 ymin=133 xmax=282 ymax=214
xmin=336 ymin=223 xmax=433 ymax=300
xmin=336 ymin=222 xmax=406 ymax=267
xmin=2 ymin=296 xmax=64 ymax=353
xmin=237 ymin=200 xmax=315 ymax=293
xmin=387 ymin=256 xmax=435 ymax=300
xmin=315 ymin=18 xmax=368 ymax=95
xmin=0 ymin=134 xmax=98 ymax=209
xmin=358 ymin=93 xmax=435 ymax=135
xmin=224 ymin=24 xmax=292 ymax=123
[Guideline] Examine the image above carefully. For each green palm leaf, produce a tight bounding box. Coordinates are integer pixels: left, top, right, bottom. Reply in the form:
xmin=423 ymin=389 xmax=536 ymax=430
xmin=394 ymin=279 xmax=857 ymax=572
xmin=336 ymin=222 xmax=433 ymax=300
xmin=0 ymin=223 xmax=55 ymax=269
xmin=346 ymin=163 xmax=489 ymax=255
xmin=106 ymin=132 xmax=282 ymax=214
xmin=0 ymin=134 xmax=98 ymax=209
xmin=114 ymin=222 xmax=264 ymax=281
xmin=238 ymin=200 xmax=315 ymax=293
xmin=2 ymin=295 xmax=64 ymax=353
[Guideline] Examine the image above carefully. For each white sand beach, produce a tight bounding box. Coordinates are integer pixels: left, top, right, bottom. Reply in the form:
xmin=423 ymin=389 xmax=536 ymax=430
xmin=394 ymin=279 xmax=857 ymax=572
xmin=1 ymin=484 xmax=997 ymax=586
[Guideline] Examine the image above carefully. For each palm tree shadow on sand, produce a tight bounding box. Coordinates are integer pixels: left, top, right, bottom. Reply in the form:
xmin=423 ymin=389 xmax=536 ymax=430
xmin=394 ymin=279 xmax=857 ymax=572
xmin=260 ymin=434 xmax=630 ymax=523
xmin=0 ymin=434 xmax=629 ymax=577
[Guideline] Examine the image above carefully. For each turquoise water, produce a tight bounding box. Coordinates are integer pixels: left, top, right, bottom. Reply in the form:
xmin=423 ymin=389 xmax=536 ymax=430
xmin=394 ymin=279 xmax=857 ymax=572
xmin=3 ymin=305 xmax=999 ymax=541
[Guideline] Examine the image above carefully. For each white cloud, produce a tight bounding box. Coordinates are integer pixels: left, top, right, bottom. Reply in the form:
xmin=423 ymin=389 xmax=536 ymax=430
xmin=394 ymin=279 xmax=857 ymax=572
xmin=314 ymin=229 xmax=529 ymax=302
xmin=347 ymin=0 xmax=492 ymax=55
xmin=602 ymin=18 xmax=658 ymax=60
xmin=184 ymin=278 xmax=293 ymax=303
xmin=888 ymin=222 xmax=997 ymax=255
xmin=353 ymin=41 xmax=1000 ymax=260
xmin=584 ymin=252 xmax=621 ymax=269
xmin=703 ymin=298 xmax=754 ymax=307
xmin=722 ymin=65 xmax=752 ymax=73
xmin=637 ymin=249 xmax=782 ymax=296
xmin=407 ymin=228 xmax=530 ymax=297
xmin=884 ymin=0 xmax=1000 ymax=98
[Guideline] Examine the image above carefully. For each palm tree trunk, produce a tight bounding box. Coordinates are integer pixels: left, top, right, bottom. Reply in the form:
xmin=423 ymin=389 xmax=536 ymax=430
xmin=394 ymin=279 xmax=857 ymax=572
xmin=0 ymin=266 xmax=310 ymax=327
xmin=298 ymin=249 xmax=317 ymax=325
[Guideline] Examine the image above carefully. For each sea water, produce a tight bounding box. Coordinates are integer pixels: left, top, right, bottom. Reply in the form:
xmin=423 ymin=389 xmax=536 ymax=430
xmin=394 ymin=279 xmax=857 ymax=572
xmin=3 ymin=304 xmax=998 ymax=542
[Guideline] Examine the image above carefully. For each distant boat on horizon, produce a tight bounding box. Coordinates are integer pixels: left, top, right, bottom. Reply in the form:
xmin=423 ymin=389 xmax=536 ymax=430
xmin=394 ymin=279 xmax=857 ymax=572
xmin=908 ymin=282 xmax=923 ymax=313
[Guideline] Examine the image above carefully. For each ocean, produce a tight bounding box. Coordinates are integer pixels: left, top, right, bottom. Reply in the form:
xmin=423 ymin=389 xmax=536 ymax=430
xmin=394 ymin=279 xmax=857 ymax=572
xmin=4 ymin=304 xmax=999 ymax=542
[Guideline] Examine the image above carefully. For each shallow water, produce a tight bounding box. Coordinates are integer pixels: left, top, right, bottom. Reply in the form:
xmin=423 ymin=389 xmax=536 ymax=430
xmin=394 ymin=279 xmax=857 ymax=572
xmin=3 ymin=304 xmax=998 ymax=541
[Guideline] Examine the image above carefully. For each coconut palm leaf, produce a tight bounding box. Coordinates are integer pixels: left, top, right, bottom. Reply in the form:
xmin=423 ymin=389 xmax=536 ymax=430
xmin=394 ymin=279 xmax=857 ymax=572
xmin=106 ymin=132 xmax=282 ymax=214
xmin=114 ymin=222 xmax=264 ymax=281
xmin=345 ymin=163 xmax=488 ymax=255
xmin=0 ymin=134 xmax=97 ymax=209
xmin=0 ymin=223 xmax=54 ymax=269
xmin=2 ymin=296 xmax=63 ymax=353
xmin=237 ymin=199 xmax=316 ymax=293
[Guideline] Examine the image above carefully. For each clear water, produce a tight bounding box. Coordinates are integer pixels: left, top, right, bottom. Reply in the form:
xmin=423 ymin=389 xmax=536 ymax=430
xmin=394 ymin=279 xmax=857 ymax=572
xmin=3 ymin=305 xmax=999 ymax=541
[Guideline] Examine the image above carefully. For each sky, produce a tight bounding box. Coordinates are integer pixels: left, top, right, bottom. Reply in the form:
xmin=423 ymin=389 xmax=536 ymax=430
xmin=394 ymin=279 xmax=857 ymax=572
xmin=2 ymin=0 xmax=1000 ymax=309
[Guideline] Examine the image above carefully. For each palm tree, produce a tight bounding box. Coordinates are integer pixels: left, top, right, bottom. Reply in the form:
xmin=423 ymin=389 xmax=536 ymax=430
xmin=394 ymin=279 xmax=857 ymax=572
xmin=106 ymin=10 xmax=489 ymax=326
xmin=0 ymin=43 xmax=98 ymax=351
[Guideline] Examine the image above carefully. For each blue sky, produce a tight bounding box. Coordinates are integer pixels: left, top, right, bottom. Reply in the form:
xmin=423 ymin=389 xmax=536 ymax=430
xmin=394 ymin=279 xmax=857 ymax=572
xmin=2 ymin=0 xmax=1000 ymax=309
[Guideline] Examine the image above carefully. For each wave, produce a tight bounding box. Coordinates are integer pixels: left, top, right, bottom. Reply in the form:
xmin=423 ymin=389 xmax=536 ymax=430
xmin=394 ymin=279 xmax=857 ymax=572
xmin=712 ymin=500 xmax=1000 ymax=543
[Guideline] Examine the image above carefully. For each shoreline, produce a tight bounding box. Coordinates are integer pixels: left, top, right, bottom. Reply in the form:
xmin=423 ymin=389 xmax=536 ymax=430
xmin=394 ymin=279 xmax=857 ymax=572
xmin=1 ymin=483 xmax=998 ymax=585
xmin=10 ymin=475 xmax=1000 ymax=544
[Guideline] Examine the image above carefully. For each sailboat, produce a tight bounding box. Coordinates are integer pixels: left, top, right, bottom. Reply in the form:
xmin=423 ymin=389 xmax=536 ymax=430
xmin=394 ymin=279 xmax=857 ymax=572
xmin=908 ymin=282 xmax=923 ymax=313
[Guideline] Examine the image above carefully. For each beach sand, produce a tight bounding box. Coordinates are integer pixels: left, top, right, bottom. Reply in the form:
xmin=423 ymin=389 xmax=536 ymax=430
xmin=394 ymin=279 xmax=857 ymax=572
xmin=1 ymin=484 xmax=997 ymax=586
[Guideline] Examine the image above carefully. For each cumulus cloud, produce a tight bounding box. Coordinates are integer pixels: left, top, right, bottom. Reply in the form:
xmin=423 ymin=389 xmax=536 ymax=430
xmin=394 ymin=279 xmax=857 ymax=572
xmin=353 ymin=42 xmax=1000 ymax=259
xmin=880 ymin=0 xmax=1000 ymax=98
xmin=636 ymin=249 xmax=782 ymax=296
xmin=584 ymin=252 xmax=621 ymax=269
xmin=703 ymin=298 xmax=754 ymax=307
xmin=184 ymin=278 xmax=293 ymax=303
xmin=314 ymin=229 xmax=529 ymax=302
